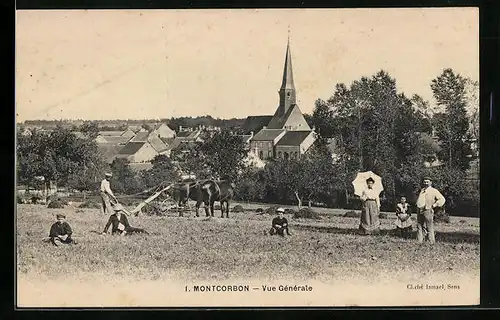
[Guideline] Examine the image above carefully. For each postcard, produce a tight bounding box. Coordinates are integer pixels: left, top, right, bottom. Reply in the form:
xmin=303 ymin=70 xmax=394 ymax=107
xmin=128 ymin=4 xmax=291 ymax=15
xmin=15 ymin=8 xmax=480 ymax=307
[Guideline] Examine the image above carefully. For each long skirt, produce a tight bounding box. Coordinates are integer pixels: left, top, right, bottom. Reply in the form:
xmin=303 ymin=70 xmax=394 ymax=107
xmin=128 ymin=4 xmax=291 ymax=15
xmin=359 ymin=200 xmax=380 ymax=234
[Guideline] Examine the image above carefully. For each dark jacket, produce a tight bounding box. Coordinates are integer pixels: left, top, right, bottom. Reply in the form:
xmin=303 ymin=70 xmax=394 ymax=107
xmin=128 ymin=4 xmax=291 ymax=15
xmin=272 ymin=217 xmax=288 ymax=228
xmin=49 ymin=222 xmax=73 ymax=238
xmin=103 ymin=213 xmax=131 ymax=234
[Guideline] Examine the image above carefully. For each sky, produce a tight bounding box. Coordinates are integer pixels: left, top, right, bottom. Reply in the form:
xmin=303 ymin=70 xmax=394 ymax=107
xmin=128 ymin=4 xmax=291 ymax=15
xmin=15 ymin=8 xmax=479 ymax=121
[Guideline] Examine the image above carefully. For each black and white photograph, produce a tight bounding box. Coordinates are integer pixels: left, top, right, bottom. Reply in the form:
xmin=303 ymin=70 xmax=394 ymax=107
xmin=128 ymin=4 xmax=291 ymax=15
xmin=15 ymin=8 xmax=480 ymax=307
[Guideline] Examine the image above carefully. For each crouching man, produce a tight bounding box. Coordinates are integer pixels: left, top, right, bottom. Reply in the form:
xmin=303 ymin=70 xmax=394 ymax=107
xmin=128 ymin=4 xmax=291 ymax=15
xmin=48 ymin=213 xmax=77 ymax=246
xmin=102 ymin=204 xmax=149 ymax=236
xmin=269 ymin=208 xmax=291 ymax=236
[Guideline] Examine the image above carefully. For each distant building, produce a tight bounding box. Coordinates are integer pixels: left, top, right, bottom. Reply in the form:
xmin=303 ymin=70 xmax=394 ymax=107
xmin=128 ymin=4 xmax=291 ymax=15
xmin=121 ymin=128 xmax=136 ymax=138
xmin=248 ymin=36 xmax=316 ymax=162
xmin=151 ymin=123 xmax=176 ymax=139
xmin=250 ymin=128 xmax=286 ymax=160
xmin=115 ymin=141 xmax=159 ymax=163
xmin=275 ymin=130 xmax=316 ymax=160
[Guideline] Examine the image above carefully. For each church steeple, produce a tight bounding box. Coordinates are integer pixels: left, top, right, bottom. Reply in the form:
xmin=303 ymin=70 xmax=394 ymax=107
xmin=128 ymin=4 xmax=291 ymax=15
xmin=278 ymin=31 xmax=296 ymax=116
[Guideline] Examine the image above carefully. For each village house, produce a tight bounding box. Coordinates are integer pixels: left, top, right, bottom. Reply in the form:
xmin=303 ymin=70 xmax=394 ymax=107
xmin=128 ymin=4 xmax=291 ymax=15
xmin=248 ymin=36 xmax=317 ymax=162
xmin=250 ymin=128 xmax=286 ymax=160
xmin=115 ymin=141 xmax=159 ymax=163
xmin=275 ymin=130 xmax=316 ymax=160
xmin=151 ymin=123 xmax=176 ymax=139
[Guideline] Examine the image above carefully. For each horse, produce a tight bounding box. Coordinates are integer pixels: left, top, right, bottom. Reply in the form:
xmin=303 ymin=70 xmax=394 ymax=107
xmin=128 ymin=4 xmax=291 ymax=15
xmin=168 ymin=178 xmax=198 ymax=217
xmin=169 ymin=177 xmax=235 ymax=218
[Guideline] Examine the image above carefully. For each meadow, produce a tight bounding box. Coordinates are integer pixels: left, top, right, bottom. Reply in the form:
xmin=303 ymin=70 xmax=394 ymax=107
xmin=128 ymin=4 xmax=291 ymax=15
xmin=16 ymin=203 xmax=480 ymax=307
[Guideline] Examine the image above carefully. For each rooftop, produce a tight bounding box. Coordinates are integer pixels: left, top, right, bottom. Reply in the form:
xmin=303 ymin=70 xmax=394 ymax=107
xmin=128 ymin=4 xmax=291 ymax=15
xmin=251 ymin=129 xmax=285 ymax=141
xmin=118 ymin=142 xmax=146 ymax=155
xmin=275 ymin=131 xmax=312 ymax=146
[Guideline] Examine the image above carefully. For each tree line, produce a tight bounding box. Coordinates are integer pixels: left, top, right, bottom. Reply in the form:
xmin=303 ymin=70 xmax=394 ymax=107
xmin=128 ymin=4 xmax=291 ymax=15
xmin=16 ymin=68 xmax=479 ymax=216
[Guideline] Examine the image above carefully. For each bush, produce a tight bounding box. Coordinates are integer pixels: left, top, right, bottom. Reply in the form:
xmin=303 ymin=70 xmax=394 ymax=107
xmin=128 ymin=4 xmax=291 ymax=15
xmin=79 ymin=200 xmax=102 ymax=209
xmin=379 ymin=213 xmax=388 ymax=219
xmin=232 ymin=205 xmax=245 ymax=213
xmin=343 ymin=210 xmax=360 ymax=218
xmin=434 ymin=207 xmax=450 ymax=223
xmin=284 ymin=208 xmax=298 ymax=215
xmin=293 ymin=208 xmax=321 ymax=220
xmin=47 ymin=199 xmax=66 ymax=209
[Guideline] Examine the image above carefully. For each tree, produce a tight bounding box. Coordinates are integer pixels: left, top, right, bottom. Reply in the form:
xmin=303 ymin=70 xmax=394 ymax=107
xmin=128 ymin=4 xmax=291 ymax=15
xmin=430 ymin=68 xmax=472 ymax=170
xmin=17 ymin=127 xmax=105 ymax=191
xmin=464 ymin=79 xmax=479 ymax=156
xmin=79 ymin=121 xmax=99 ymax=140
xmin=140 ymin=154 xmax=180 ymax=188
xmin=311 ymin=99 xmax=335 ymax=139
xmin=234 ymin=166 xmax=266 ymax=202
xmin=110 ymin=158 xmax=142 ymax=194
xmin=197 ymin=129 xmax=249 ymax=180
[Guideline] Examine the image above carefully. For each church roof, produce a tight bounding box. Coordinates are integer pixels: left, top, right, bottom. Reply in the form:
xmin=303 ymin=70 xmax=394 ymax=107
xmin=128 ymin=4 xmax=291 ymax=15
xmin=281 ymin=38 xmax=295 ymax=90
xmin=267 ymin=104 xmax=310 ymax=130
xmin=276 ymin=131 xmax=312 ymax=146
xmin=252 ymin=129 xmax=285 ymax=141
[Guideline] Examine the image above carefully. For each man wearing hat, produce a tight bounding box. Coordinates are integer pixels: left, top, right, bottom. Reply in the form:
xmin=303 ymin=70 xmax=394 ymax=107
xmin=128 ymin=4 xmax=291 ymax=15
xmin=415 ymin=177 xmax=446 ymax=244
xmin=269 ymin=208 xmax=291 ymax=236
xmin=48 ymin=213 xmax=77 ymax=246
xmin=100 ymin=173 xmax=118 ymax=214
xmin=102 ymin=203 xmax=148 ymax=236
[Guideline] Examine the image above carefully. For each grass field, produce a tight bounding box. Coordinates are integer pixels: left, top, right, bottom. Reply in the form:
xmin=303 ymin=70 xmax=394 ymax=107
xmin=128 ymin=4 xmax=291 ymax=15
xmin=16 ymin=203 xmax=480 ymax=307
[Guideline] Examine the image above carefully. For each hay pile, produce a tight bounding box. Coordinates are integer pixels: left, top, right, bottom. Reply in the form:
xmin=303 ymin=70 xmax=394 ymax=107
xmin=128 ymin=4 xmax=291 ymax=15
xmin=79 ymin=200 xmax=102 ymax=209
xmin=434 ymin=208 xmax=451 ymax=223
xmin=292 ymin=208 xmax=321 ymax=220
xmin=264 ymin=206 xmax=281 ymax=214
xmin=231 ymin=205 xmax=245 ymax=213
xmin=47 ymin=198 xmax=68 ymax=209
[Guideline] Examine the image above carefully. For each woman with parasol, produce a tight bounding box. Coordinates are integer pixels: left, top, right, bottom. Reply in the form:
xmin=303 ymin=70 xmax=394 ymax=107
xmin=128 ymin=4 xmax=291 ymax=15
xmin=352 ymin=172 xmax=383 ymax=235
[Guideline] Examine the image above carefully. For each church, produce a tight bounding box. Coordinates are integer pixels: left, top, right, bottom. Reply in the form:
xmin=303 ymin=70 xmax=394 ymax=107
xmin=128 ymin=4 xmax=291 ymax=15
xmin=249 ymin=37 xmax=316 ymax=161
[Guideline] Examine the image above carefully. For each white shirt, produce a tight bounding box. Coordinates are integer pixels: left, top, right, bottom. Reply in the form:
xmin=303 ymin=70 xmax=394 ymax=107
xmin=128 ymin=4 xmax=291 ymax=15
xmin=100 ymin=179 xmax=114 ymax=197
xmin=416 ymin=186 xmax=445 ymax=210
xmin=360 ymin=187 xmax=381 ymax=208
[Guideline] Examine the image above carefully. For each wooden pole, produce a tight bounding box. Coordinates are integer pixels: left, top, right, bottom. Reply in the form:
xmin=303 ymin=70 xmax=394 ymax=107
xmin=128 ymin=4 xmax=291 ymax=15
xmin=129 ymin=184 xmax=173 ymax=214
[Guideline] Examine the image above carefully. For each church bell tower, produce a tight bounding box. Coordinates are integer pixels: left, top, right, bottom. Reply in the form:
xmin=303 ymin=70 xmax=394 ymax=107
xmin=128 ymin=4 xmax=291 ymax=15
xmin=277 ymin=34 xmax=296 ymax=117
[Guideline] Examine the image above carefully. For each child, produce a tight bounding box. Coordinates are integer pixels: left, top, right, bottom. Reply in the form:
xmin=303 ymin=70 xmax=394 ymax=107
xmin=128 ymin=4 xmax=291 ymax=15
xmin=269 ymin=208 xmax=291 ymax=236
xmin=395 ymin=196 xmax=413 ymax=239
xmin=48 ymin=213 xmax=77 ymax=246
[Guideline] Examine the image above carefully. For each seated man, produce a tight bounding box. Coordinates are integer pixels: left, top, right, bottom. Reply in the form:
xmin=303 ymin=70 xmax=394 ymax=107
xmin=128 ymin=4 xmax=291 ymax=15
xmin=102 ymin=204 xmax=149 ymax=236
xmin=269 ymin=208 xmax=291 ymax=236
xmin=48 ymin=213 xmax=77 ymax=246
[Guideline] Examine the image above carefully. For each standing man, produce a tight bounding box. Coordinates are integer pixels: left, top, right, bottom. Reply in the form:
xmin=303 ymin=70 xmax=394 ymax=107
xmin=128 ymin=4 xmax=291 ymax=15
xmin=100 ymin=173 xmax=117 ymax=214
xmin=269 ymin=208 xmax=291 ymax=236
xmin=415 ymin=177 xmax=446 ymax=244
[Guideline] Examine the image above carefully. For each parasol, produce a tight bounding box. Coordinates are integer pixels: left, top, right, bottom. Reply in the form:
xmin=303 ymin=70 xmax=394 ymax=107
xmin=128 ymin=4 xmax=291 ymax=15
xmin=352 ymin=171 xmax=384 ymax=197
